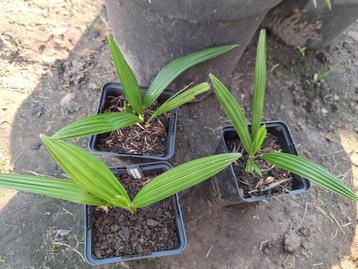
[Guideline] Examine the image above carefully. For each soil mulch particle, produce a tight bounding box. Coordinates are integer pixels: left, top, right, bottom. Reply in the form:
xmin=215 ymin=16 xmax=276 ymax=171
xmin=227 ymin=133 xmax=293 ymax=198
xmin=95 ymin=94 xmax=170 ymax=156
xmin=92 ymin=174 xmax=179 ymax=259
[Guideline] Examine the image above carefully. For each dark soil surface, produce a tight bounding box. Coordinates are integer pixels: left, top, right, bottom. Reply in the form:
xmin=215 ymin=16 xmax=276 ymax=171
xmin=95 ymin=95 xmax=170 ymax=156
xmin=227 ymin=133 xmax=293 ymax=198
xmin=93 ymin=175 xmax=179 ymax=259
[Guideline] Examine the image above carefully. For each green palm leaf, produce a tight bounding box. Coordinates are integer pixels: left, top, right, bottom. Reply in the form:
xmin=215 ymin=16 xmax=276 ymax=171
xmin=52 ymin=112 xmax=139 ymax=139
xmin=210 ymin=73 xmax=253 ymax=155
xmin=143 ymin=44 xmax=238 ymax=108
xmin=108 ymin=35 xmax=143 ymax=116
xmin=252 ymin=125 xmax=267 ymax=155
xmin=0 ymin=173 xmax=107 ymax=205
xmin=133 ymin=153 xmax=240 ymax=208
xmin=149 ymin=82 xmax=210 ymax=121
xmin=40 ymin=135 xmax=132 ymax=209
xmin=262 ymin=152 xmax=358 ymax=201
xmin=251 ymin=29 xmax=267 ymax=140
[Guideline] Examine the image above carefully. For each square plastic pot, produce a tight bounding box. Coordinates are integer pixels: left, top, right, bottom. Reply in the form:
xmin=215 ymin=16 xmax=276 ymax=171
xmin=84 ymin=162 xmax=187 ymax=266
xmin=88 ymin=82 xmax=178 ymax=161
xmin=213 ymin=121 xmax=311 ymax=205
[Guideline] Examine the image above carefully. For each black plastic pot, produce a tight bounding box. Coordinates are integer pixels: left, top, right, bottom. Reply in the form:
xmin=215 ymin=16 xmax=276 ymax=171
xmin=88 ymin=82 xmax=178 ymax=161
xmin=84 ymin=162 xmax=187 ymax=266
xmin=213 ymin=121 xmax=311 ymax=205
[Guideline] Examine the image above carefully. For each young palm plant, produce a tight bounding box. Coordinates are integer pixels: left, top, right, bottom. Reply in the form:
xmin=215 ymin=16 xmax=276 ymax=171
xmin=0 ymin=134 xmax=240 ymax=213
xmin=51 ymin=35 xmax=237 ymax=140
xmin=210 ymin=29 xmax=357 ymax=202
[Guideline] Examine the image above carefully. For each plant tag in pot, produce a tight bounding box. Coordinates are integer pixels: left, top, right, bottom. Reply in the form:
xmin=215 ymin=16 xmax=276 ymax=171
xmin=127 ymin=166 xmax=143 ymax=179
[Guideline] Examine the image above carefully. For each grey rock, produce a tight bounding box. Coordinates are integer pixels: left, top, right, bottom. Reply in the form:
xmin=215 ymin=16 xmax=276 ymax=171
xmin=55 ymin=229 xmax=71 ymax=238
xmin=146 ymin=219 xmax=160 ymax=227
xmin=119 ymin=227 xmax=130 ymax=241
xmin=284 ymin=229 xmax=301 ymax=253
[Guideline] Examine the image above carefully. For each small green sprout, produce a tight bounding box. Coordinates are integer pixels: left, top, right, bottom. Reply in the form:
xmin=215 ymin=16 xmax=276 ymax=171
xmin=297 ymin=46 xmax=306 ymax=57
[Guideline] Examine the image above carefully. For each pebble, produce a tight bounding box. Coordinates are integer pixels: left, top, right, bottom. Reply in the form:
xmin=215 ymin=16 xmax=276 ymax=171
xmin=321 ymin=108 xmax=328 ymax=115
xmin=284 ymin=229 xmax=301 ymax=253
xmin=146 ymin=219 xmax=160 ymax=227
xmin=94 ymin=249 xmax=102 ymax=258
xmin=88 ymin=82 xmax=97 ymax=90
xmin=31 ymin=104 xmax=44 ymax=118
xmin=111 ymin=224 xmax=119 ymax=232
xmin=135 ymin=244 xmax=143 ymax=253
xmin=60 ymin=92 xmax=77 ymax=106
xmin=55 ymin=229 xmax=71 ymax=238
xmin=119 ymin=227 xmax=130 ymax=241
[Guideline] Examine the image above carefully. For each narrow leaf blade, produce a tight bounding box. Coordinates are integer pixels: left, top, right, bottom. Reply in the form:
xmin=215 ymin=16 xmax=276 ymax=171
xmin=53 ymin=112 xmax=139 ymax=139
xmin=262 ymin=152 xmax=358 ymax=201
xmin=108 ymin=35 xmax=143 ymax=115
xmin=143 ymin=44 xmax=238 ymax=108
xmin=252 ymin=125 xmax=267 ymax=155
xmin=210 ymin=73 xmax=253 ymax=154
xmin=251 ymin=29 xmax=267 ymax=140
xmin=40 ymin=135 xmax=132 ymax=208
xmin=0 ymin=173 xmax=107 ymax=205
xmin=150 ymin=82 xmax=210 ymax=120
xmin=133 ymin=153 xmax=240 ymax=208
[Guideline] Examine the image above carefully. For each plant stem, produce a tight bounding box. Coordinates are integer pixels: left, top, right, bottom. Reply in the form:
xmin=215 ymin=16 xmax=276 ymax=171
xmin=138 ymin=114 xmax=145 ymax=124
xmin=128 ymin=205 xmax=137 ymax=214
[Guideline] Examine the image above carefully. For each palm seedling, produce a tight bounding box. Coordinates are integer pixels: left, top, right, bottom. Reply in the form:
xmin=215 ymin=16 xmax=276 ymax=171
xmin=0 ymin=34 xmax=240 ymax=212
xmin=210 ymin=29 xmax=357 ymax=202
xmin=51 ymin=35 xmax=237 ymax=140
xmin=0 ymin=134 xmax=240 ymax=213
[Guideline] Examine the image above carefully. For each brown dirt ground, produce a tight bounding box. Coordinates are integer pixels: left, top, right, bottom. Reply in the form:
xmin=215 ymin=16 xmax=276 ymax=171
xmin=0 ymin=1 xmax=357 ymax=268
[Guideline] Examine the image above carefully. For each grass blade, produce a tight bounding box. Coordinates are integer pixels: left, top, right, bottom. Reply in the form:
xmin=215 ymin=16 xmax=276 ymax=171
xmin=0 ymin=173 xmax=107 ymax=205
xmin=315 ymin=61 xmax=346 ymax=82
xmin=53 ymin=112 xmax=139 ymax=139
xmin=262 ymin=152 xmax=358 ymax=201
xmin=252 ymin=125 xmax=267 ymax=155
xmin=40 ymin=135 xmax=132 ymax=208
xmin=143 ymin=44 xmax=238 ymax=108
xmin=133 ymin=153 xmax=241 ymax=208
xmin=251 ymin=29 xmax=267 ymax=140
xmin=210 ymin=73 xmax=253 ymax=155
xmin=150 ymin=82 xmax=210 ymax=120
xmin=325 ymin=0 xmax=332 ymax=10
xmin=108 ymin=35 xmax=143 ymax=116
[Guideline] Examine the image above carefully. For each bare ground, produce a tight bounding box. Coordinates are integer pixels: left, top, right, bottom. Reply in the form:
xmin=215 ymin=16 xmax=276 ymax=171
xmin=0 ymin=1 xmax=357 ymax=268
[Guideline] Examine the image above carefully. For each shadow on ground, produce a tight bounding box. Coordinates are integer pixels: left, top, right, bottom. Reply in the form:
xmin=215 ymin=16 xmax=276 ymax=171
xmin=0 ymin=5 xmax=357 ymax=269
